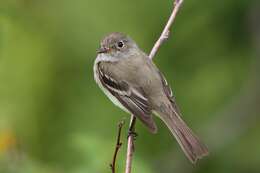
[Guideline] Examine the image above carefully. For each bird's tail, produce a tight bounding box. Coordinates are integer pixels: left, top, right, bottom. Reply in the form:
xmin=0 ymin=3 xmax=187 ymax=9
xmin=157 ymin=105 xmax=209 ymax=163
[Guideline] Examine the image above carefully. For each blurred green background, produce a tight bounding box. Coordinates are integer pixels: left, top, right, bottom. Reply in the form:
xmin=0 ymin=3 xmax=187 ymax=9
xmin=1 ymin=0 xmax=260 ymax=173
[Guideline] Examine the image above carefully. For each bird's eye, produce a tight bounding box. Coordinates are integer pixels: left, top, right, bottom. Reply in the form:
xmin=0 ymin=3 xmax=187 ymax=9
xmin=117 ymin=41 xmax=124 ymax=48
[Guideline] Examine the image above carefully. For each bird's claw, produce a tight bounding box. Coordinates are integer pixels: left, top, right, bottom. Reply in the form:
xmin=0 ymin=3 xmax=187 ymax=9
xmin=127 ymin=130 xmax=138 ymax=140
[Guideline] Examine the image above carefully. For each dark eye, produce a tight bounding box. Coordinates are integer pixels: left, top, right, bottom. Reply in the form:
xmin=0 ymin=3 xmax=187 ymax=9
xmin=117 ymin=41 xmax=124 ymax=48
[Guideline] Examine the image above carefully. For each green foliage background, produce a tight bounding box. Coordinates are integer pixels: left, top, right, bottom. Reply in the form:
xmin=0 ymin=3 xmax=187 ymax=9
xmin=0 ymin=0 xmax=259 ymax=173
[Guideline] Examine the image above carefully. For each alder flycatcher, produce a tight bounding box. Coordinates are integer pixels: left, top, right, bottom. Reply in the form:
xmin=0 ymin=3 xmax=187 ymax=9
xmin=93 ymin=32 xmax=208 ymax=163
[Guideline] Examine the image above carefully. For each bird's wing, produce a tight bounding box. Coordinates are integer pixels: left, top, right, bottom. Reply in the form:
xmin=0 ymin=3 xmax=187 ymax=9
xmin=97 ymin=63 xmax=157 ymax=133
xmin=158 ymin=71 xmax=182 ymax=116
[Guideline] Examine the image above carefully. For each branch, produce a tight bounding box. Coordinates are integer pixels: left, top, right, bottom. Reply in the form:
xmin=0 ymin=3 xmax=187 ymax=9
xmin=110 ymin=120 xmax=125 ymax=173
xmin=125 ymin=116 xmax=136 ymax=173
xmin=149 ymin=0 xmax=184 ymax=59
xmin=125 ymin=0 xmax=184 ymax=173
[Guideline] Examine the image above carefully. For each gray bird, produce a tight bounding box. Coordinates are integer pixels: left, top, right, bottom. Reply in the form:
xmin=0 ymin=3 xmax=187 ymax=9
xmin=94 ymin=32 xmax=208 ymax=163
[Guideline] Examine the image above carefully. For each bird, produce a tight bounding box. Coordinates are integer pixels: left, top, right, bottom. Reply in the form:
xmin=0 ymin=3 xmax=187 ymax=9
xmin=93 ymin=32 xmax=208 ymax=163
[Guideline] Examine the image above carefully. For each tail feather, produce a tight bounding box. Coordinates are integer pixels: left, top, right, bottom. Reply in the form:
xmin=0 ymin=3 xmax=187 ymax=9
xmin=158 ymin=107 xmax=209 ymax=163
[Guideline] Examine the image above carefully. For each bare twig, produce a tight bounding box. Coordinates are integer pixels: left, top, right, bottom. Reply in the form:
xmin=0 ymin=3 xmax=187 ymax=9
xmin=125 ymin=0 xmax=184 ymax=173
xmin=125 ymin=116 xmax=136 ymax=173
xmin=110 ymin=120 xmax=125 ymax=173
xmin=149 ymin=0 xmax=184 ymax=59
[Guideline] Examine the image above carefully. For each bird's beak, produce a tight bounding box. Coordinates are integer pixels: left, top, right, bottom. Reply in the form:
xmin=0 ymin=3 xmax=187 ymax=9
xmin=97 ymin=47 xmax=109 ymax=54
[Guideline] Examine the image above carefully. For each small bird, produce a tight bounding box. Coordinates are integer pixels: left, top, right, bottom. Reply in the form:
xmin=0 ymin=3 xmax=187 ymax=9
xmin=94 ymin=32 xmax=208 ymax=163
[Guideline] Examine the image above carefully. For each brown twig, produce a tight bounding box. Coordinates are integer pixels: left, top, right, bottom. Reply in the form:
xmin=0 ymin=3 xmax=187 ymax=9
xmin=110 ymin=120 xmax=125 ymax=173
xmin=125 ymin=0 xmax=184 ymax=173
xmin=125 ymin=115 xmax=136 ymax=173
xmin=149 ymin=0 xmax=184 ymax=59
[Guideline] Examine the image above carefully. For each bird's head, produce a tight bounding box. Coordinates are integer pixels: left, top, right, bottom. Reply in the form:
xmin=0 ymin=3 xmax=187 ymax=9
xmin=97 ymin=32 xmax=139 ymax=59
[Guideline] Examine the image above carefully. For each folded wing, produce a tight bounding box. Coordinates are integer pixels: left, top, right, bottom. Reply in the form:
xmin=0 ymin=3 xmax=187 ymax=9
xmin=97 ymin=63 xmax=157 ymax=133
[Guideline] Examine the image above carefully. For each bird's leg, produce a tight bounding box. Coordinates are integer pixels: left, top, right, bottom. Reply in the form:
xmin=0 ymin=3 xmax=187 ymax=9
xmin=127 ymin=130 xmax=138 ymax=140
xmin=127 ymin=116 xmax=137 ymax=140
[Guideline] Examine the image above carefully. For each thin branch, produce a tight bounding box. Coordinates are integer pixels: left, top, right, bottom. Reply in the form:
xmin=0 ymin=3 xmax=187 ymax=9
xmin=125 ymin=0 xmax=184 ymax=173
xmin=125 ymin=115 xmax=136 ymax=173
xmin=110 ymin=120 xmax=125 ymax=173
xmin=149 ymin=0 xmax=184 ymax=59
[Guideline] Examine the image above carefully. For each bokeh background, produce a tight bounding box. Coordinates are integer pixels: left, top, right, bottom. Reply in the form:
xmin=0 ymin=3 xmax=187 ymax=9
xmin=1 ymin=0 xmax=260 ymax=173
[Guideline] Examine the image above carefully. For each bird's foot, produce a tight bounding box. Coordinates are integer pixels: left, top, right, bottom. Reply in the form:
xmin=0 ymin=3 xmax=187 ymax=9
xmin=127 ymin=130 xmax=138 ymax=140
